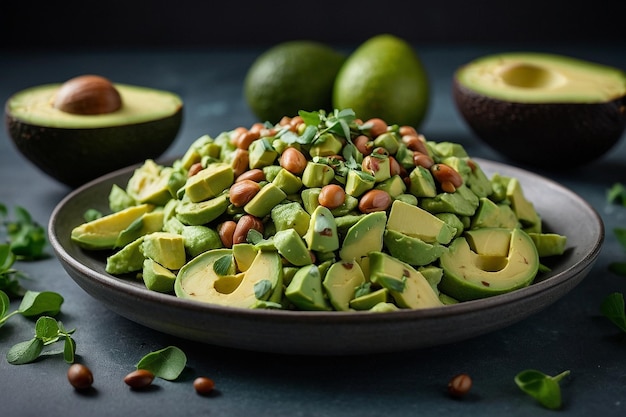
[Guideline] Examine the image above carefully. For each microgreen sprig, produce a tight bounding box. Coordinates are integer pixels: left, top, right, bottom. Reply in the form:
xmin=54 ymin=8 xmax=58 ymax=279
xmin=515 ymin=369 xmax=570 ymax=410
xmin=6 ymin=316 xmax=76 ymax=364
xmin=0 ymin=203 xmax=47 ymax=260
xmin=0 ymin=289 xmax=64 ymax=327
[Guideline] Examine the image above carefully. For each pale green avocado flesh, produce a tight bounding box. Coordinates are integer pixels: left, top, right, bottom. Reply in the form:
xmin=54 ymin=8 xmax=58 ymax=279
xmin=455 ymin=52 xmax=626 ymax=103
xmin=7 ymin=83 xmax=182 ymax=128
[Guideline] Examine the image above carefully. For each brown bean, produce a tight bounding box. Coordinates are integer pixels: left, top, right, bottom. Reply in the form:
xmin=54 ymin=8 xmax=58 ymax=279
xmin=448 ymin=373 xmax=472 ymax=398
xmin=280 ymin=147 xmax=307 ymax=175
xmin=233 ymin=215 xmax=264 ymax=245
xmin=413 ymin=152 xmax=434 ymax=169
xmin=353 ymin=135 xmax=373 ymax=156
xmin=230 ymin=126 xmax=248 ymax=146
xmin=194 ymin=376 xmax=216 ymax=395
xmin=249 ymin=122 xmax=265 ymax=133
xmin=229 ymin=180 xmax=261 ymax=207
xmin=124 ymin=369 xmax=155 ymax=389
xmin=318 ymin=184 xmax=346 ymax=209
xmin=235 ymin=168 xmax=265 ymax=183
xmin=236 ymin=130 xmax=260 ymax=150
xmin=388 ymin=156 xmax=405 ymax=177
xmin=364 ymin=117 xmax=388 ymax=138
xmin=188 ymin=162 xmax=204 ymax=177
xmin=218 ymin=220 xmax=237 ymax=248
xmin=399 ymin=125 xmax=418 ymax=136
xmin=402 ymin=134 xmax=429 ymax=155
xmin=358 ymin=190 xmax=392 ymax=213
xmin=431 ymin=164 xmax=463 ymax=192
xmin=67 ymin=363 xmax=94 ymax=391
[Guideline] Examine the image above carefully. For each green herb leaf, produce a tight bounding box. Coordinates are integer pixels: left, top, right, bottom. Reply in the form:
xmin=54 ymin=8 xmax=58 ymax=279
xmin=0 ymin=289 xmax=9 ymax=320
xmin=17 ymin=291 xmax=64 ymax=317
xmin=515 ymin=369 xmax=570 ymax=410
xmin=213 ymin=255 xmax=234 ymax=276
xmin=1 ymin=205 xmax=47 ymax=260
xmin=254 ymin=279 xmax=272 ymax=300
xmin=136 ymin=346 xmax=187 ymax=380
xmin=354 ymin=282 xmax=371 ymax=299
xmin=35 ymin=316 xmax=60 ymax=343
xmin=6 ymin=338 xmax=44 ymax=365
xmin=607 ymin=182 xmax=626 ymax=206
xmin=83 ymin=208 xmax=103 ymax=222
xmin=63 ymin=336 xmax=76 ymax=363
xmin=614 ymin=228 xmax=626 ymax=250
xmin=601 ymin=292 xmax=626 ymax=332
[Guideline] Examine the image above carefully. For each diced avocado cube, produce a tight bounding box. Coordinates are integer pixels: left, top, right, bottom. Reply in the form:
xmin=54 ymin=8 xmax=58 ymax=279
xmin=270 ymin=201 xmax=311 ymax=237
xmin=142 ymin=258 xmax=177 ymax=293
xmin=244 ymin=183 xmax=287 ymax=218
xmin=141 ymin=232 xmax=186 ymax=270
xmin=184 ymin=163 xmax=234 ymax=203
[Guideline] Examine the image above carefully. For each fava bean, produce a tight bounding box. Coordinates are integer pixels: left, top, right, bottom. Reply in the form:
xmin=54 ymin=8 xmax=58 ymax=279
xmin=229 ymin=180 xmax=261 ymax=207
xmin=448 ymin=373 xmax=472 ymax=398
xmin=194 ymin=376 xmax=216 ymax=395
xmin=218 ymin=221 xmax=237 ymax=248
xmin=280 ymin=147 xmax=307 ymax=175
xmin=233 ymin=215 xmax=264 ymax=245
xmin=319 ymin=184 xmax=346 ymax=209
xmin=358 ymin=189 xmax=391 ymax=213
xmin=364 ymin=117 xmax=388 ymax=137
xmin=67 ymin=363 xmax=93 ymax=391
xmin=124 ymin=369 xmax=155 ymax=389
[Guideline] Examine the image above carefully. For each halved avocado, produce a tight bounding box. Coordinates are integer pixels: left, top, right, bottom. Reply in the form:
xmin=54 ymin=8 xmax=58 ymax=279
xmin=5 ymin=75 xmax=183 ymax=187
xmin=453 ymin=52 xmax=626 ymax=169
xmin=439 ymin=227 xmax=539 ymax=301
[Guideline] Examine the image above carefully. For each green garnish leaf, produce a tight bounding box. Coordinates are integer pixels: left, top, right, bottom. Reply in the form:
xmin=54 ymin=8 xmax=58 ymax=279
xmin=17 ymin=291 xmax=64 ymax=317
xmin=83 ymin=208 xmax=103 ymax=222
xmin=607 ymin=182 xmax=626 ymax=206
xmin=6 ymin=338 xmax=44 ymax=365
xmin=246 ymin=229 xmax=264 ymax=245
xmin=136 ymin=346 xmax=187 ymax=381
xmin=35 ymin=316 xmax=60 ymax=343
xmin=601 ymin=292 xmax=626 ymax=332
xmin=1 ymin=205 xmax=47 ymax=260
xmin=254 ymin=279 xmax=273 ymax=300
xmin=354 ymin=282 xmax=371 ymax=298
xmin=63 ymin=336 xmax=76 ymax=363
xmin=515 ymin=369 xmax=570 ymax=410
xmin=298 ymin=109 xmax=321 ymax=126
xmin=614 ymin=228 xmax=626 ymax=250
xmin=0 ymin=289 xmax=9 ymax=320
xmin=213 ymin=255 xmax=234 ymax=276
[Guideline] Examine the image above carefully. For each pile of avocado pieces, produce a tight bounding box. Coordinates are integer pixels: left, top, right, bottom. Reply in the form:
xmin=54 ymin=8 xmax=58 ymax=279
xmin=71 ymin=115 xmax=567 ymax=312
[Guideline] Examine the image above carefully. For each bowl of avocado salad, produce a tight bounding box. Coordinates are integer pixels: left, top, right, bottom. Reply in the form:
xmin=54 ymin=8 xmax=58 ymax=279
xmin=49 ymin=109 xmax=603 ymax=355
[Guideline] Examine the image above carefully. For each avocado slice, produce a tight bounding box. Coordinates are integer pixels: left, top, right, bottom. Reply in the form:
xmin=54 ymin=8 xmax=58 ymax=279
xmin=175 ymin=249 xmax=283 ymax=308
xmin=5 ymin=80 xmax=183 ymax=187
xmin=439 ymin=227 xmax=539 ymax=301
xmin=71 ymin=203 xmax=153 ymax=250
xmin=453 ymin=52 xmax=626 ymax=168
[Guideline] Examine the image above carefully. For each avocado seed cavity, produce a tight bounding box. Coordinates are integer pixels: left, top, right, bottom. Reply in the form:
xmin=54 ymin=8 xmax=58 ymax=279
xmin=497 ymin=63 xmax=567 ymax=90
xmin=53 ymin=75 xmax=122 ymax=115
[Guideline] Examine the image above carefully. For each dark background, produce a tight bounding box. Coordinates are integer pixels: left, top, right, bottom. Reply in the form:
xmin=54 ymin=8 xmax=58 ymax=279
xmin=2 ymin=0 xmax=626 ymax=50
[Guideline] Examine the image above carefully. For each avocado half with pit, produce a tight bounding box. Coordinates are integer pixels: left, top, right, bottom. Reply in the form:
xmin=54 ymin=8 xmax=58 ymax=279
xmin=5 ymin=75 xmax=183 ymax=187
xmin=453 ymin=52 xmax=626 ymax=169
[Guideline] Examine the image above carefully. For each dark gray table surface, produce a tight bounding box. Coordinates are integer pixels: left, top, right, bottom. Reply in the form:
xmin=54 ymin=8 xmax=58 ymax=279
xmin=1 ymin=43 xmax=625 ymax=417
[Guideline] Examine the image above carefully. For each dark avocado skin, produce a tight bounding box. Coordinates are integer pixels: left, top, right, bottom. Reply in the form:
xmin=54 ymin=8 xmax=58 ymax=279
xmin=6 ymin=108 xmax=182 ymax=188
xmin=453 ymin=80 xmax=626 ymax=169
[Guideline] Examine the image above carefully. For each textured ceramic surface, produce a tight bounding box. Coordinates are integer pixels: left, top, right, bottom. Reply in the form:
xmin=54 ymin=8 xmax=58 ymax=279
xmin=48 ymin=158 xmax=604 ymax=355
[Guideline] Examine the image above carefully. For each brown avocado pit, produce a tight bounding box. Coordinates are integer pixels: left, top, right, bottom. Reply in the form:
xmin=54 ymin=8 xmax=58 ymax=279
xmin=453 ymin=52 xmax=626 ymax=169
xmin=5 ymin=75 xmax=183 ymax=188
xmin=53 ymin=74 xmax=122 ymax=115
